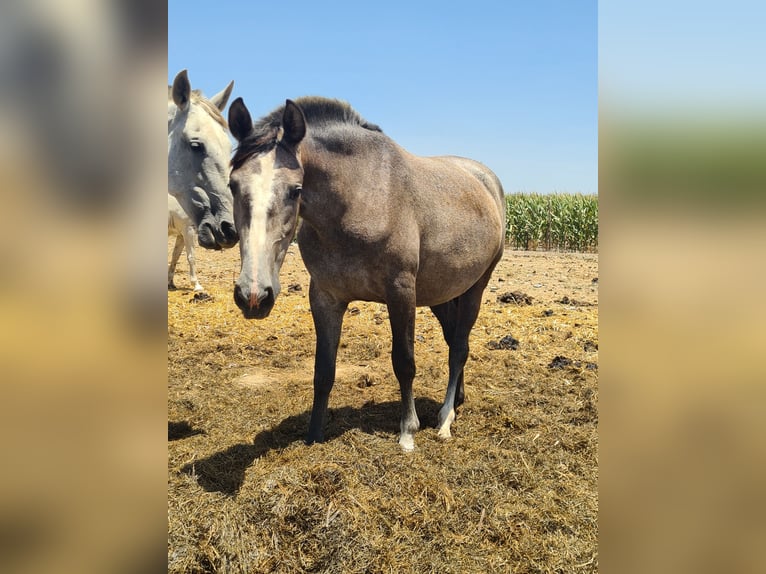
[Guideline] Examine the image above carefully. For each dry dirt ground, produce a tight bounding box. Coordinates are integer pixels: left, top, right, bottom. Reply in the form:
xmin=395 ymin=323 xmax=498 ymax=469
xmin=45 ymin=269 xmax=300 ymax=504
xmin=168 ymin=241 xmax=598 ymax=573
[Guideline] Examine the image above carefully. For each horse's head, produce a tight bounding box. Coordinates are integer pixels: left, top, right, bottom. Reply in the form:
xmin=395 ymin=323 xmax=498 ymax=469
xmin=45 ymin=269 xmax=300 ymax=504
xmin=228 ymin=97 xmax=306 ymax=319
xmin=168 ymin=70 xmax=238 ymax=250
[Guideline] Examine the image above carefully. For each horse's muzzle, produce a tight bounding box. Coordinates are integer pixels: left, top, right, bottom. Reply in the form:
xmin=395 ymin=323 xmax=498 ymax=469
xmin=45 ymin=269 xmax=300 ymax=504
xmin=198 ymin=220 xmax=238 ymax=250
xmin=197 ymin=222 xmax=220 ymax=250
xmin=233 ymin=283 xmax=274 ymax=319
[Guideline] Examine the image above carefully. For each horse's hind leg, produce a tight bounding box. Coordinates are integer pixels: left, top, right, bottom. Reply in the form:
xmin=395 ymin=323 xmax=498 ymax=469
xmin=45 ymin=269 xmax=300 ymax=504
xmin=430 ymin=299 xmax=465 ymax=406
xmin=430 ymin=298 xmax=467 ymax=439
xmin=431 ymin=266 xmax=496 ymax=439
xmin=182 ymin=224 xmax=203 ymax=292
xmin=168 ymin=234 xmax=184 ymax=290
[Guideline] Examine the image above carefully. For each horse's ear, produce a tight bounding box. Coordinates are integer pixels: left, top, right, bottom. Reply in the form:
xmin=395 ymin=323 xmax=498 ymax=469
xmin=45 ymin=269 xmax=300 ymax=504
xmin=282 ymin=99 xmax=306 ymax=146
xmin=228 ymin=97 xmax=253 ymax=142
xmin=209 ymin=80 xmax=234 ymax=111
xmin=172 ymin=69 xmax=191 ymax=110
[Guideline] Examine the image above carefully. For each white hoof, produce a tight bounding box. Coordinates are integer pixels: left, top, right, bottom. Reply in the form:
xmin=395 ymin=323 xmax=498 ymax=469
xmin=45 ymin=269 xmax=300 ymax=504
xmin=193 ymin=283 xmax=204 ymax=292
xmin=398 ymin=433 xmax=415 ymax=452
xmin=437 ymin=407 xmax=455 ymax=440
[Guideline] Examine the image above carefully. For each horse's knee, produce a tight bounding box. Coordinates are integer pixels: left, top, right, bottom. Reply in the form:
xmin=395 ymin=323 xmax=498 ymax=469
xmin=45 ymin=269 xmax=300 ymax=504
xmin=392 ymin=341 xmax=416 ymax=383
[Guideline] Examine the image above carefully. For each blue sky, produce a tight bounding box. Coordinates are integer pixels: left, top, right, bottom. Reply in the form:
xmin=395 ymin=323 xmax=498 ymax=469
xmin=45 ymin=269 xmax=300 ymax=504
xmin=600 ymin=1 xmax=766 ymax=112
xmin=169 ymin=1 xmax=597 ymax=194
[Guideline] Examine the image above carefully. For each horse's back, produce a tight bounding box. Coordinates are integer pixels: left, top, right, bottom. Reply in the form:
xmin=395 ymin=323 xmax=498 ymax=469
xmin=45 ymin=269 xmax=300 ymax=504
xmin=405 ymin=153 xmax=504 ymax=227
xmin=436 ymin=155 xmax=505 ymax=210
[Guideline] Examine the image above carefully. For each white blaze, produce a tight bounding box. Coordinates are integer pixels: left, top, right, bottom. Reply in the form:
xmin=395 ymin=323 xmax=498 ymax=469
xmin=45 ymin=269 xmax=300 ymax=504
xmin=246 ymin=151 xmax=276 ymax=300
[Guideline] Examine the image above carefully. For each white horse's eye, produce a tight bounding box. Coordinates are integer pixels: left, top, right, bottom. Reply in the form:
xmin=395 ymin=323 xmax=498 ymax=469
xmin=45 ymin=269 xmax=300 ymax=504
xmin=189 ymin=140 xmax=205 ymax=152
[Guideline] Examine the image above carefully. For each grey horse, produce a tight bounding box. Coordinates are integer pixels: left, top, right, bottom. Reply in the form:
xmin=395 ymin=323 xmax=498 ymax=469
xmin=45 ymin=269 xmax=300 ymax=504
xmin=228 ymin=96 xmax=505 ymax=451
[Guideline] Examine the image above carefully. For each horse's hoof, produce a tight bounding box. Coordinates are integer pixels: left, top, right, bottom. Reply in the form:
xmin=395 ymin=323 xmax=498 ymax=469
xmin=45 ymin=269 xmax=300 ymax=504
xmin=305 ymin=434 xmax=324 ymax=446
xmin=168 ymin=283 xmax=177 ymax=291
xmin=398 ymin=435 xmax=416 ymax=452
xmin=193 ymin=285 xmax=204 ymax=292
xmin=437 ymin=407 xmax=455 ymax=439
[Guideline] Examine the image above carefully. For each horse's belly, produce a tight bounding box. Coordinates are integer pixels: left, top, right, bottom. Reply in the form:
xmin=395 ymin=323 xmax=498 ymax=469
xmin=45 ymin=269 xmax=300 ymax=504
xmin=415 ymin=260 xmax=491 ymax=306
xmin=298 ymin=230 xmax=501 ymax=307
xmin=300 ymin=249 xmax=389 ymax=303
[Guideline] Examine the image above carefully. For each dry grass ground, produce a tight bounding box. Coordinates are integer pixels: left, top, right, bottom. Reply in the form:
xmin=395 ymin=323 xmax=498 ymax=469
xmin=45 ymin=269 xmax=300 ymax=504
xmin=168 ymin=242 xmax=598 ymax=573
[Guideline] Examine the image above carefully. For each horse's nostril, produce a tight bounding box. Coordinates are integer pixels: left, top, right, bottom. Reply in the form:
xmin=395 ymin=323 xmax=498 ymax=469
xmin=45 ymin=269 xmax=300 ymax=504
xmin=217 ymin=220 xmax=238 ymax=248
xmin=233 ymin=283 xmax=247 ymax=307
xmin=197 ymin=224 xmax=216 ymax=249
xmin=221 ymin=220 xmax=237 ymax=240
xmin=253 ymin=287 xmax=273 ymax=309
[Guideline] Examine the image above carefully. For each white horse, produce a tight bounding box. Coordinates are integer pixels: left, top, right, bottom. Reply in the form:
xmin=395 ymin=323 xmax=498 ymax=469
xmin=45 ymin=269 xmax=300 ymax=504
xmin=168 ymin=69 xmax=237 ymax=250
xmin=168 ymin=194 xmax=203 ymax=292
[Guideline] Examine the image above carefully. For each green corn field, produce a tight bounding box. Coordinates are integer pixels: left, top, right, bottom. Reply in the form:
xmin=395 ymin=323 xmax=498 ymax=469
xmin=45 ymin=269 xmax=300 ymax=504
xmin=505 ymin=193 xmax=598 ymax=252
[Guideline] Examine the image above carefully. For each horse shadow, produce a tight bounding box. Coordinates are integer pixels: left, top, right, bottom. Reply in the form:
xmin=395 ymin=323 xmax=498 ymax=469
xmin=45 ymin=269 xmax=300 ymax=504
xmin=168 ymin=421 xmax=205 ymax=440
xmin=179 ymin=397 xmax=441 ymax=496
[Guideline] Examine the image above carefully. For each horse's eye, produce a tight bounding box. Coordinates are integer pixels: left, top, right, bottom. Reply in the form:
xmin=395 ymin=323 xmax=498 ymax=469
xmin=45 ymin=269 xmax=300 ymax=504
xmin=190 ymin=140 xmax=205 ymax=153
xmin=288 ymin=185 xmax=302 ymax=200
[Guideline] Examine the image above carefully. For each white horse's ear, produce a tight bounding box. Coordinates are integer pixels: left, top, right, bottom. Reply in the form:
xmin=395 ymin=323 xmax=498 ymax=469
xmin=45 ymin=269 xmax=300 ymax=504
xmin=282 ymin=99 xmax=306 ymax=146
xmin=228 ymin=97 xmax=253 ymax=142
xmin=172 ymin=69 xmax=191 ymax=110
xmin=209 ymin=80 xmax=234 ymax=112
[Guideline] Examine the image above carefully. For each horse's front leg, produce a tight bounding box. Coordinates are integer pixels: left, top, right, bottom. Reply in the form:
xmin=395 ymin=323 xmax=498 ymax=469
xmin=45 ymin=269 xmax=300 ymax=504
xmin=306 ymin=279 xmax=348 ymax=444
xmin=386 ymin=274 xmax=419 ymax=451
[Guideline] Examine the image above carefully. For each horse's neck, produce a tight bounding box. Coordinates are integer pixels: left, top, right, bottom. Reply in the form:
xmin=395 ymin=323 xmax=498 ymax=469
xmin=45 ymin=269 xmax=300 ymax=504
xmin=299 ymin=140 xmax=401 ymax=248
xmin=300 ymin=143 xmax=346 ymax=228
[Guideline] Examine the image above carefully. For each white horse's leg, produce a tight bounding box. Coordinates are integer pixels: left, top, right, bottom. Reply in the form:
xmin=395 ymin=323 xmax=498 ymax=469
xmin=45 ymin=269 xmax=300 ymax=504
xmin=182 ymin=224 xmax=203 ymax=292
xmin=168 ymin=234 xmax=184 ymax=289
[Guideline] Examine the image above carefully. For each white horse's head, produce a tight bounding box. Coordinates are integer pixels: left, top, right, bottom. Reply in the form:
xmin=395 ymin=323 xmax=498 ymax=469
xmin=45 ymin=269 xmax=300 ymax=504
xmin=168 ymin=70 xmax=237 ymax=249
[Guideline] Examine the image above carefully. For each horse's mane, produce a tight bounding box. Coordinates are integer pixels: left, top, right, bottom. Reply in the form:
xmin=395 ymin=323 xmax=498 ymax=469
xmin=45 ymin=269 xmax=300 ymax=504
xmin=167 ymin=86 xmax=227 ymax=129
xmin=232 ymin=97 xmax=382 ymax=170
xmin=191 ymin=90 xmax=228 ymax=129
xmin=289 ymin=97 xmax=382 ymax=132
